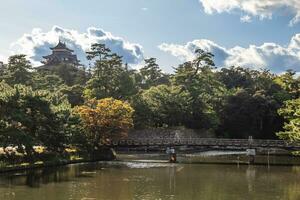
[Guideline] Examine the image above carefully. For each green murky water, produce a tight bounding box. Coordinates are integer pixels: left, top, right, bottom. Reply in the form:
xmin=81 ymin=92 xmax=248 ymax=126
xmin=1 ymin=153 xmax=300 ymax=200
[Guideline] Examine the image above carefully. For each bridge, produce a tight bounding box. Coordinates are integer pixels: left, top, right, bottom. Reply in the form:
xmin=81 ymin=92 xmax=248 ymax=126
xmin=106 ymin=138 xmax=300 ymax=150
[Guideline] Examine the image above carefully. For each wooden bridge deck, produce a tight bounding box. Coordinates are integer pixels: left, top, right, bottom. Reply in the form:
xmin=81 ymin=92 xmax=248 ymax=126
xmin=106 ymin=138 xmax=300 ymax=149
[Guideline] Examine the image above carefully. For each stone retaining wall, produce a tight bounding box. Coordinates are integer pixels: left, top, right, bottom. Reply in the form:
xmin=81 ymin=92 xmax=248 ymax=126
xmin=128 ymin=127 xmax=215 ymax=140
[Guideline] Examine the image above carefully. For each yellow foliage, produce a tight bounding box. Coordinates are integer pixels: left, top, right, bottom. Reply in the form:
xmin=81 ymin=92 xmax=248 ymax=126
xmin=20 ymin=163 xmax=30 ymax=166
xmin=74 ymin=98 xmax=134 ymax=145
xmin=33 ymin=146 xmax=46 ymax=154
xmin=65 ymin=147 xmax=77 ymax=153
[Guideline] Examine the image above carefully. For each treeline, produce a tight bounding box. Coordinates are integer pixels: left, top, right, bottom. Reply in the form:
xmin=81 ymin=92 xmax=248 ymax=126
xmin=0 ymin=44 xmax=300 ymax=158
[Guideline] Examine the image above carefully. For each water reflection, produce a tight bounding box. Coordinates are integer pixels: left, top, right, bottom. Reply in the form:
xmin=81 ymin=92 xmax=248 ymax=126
xmin=0 ymin=162 xmax=300 ymax=200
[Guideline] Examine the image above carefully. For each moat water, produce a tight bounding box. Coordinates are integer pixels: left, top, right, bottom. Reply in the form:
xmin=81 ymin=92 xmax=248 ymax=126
xmin=1 ymin=152 xmax=300 ymax=200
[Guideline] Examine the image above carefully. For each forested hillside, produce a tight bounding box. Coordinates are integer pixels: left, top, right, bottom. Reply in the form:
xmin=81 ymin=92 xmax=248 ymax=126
xmin=1 ymin=43 xmax=300 ymax=158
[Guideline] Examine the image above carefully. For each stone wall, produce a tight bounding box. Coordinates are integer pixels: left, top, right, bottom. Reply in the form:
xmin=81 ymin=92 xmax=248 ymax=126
xmin=128 ymin=127 xmax=215 ymax=140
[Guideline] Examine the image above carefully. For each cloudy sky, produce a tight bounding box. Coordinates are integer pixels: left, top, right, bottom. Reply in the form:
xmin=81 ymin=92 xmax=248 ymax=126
xmin=1 ymin=0 xmax=300 ymax=73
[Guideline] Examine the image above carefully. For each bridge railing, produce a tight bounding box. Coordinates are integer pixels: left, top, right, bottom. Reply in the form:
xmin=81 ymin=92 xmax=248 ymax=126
xmin=108 ymin=138 xmax=300 ymax=148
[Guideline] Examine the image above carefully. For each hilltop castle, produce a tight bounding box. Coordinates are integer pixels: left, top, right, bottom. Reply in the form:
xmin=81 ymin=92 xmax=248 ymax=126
xmin=41 ymin=41 xmax=80 ymax=67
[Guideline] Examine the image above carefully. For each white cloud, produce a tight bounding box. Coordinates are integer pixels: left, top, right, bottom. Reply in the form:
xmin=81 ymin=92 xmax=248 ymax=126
xmin=141 ymin=7 xmax=148 ymax=11
xmin=0 ymin=54 xmax=7 ymax=63
xmin=11 ymin=26 xmax=144 ymax=67
xmin=199 ymin=0 xmax=300 ymax=26
xmin=240 ymin=15 xmax=252 ymax=23
xmin=0 ymin=49 xmax=10 ymax=63
xmin=159 ymin=39 xmax=229 ymax=67
xmin=159 ymin=34 xmax=300 ymax=73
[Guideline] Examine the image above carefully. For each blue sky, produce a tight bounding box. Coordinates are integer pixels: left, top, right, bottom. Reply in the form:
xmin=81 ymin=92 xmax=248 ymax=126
xmin=1 ymin=0 xmax=300 ymax=73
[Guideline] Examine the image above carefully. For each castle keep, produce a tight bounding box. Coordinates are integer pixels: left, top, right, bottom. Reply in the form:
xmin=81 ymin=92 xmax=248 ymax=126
xmin=41 ymin=41 xmax=80 ymax=66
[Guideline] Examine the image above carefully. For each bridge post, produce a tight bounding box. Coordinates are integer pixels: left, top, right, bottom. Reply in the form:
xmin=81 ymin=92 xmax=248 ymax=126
xmin=246 ymin=148 xmax=256 ymax=164
xmin=267 ymin=149 xmax=270 ymax=168
xmin=248 ymin=136 xmax=253 ymax=148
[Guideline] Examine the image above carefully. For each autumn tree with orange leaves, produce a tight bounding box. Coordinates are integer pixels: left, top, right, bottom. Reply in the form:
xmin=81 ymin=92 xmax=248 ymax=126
xmin=74 ymin=98 xmax=134 ymax=149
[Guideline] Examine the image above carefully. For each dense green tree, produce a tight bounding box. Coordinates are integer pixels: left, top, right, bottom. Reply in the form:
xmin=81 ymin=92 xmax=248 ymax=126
xmin=139 ymin=58 xmax=168 ymax=89
xmin=130 ymin=92 xmax=153 ymax=128
xmin=0 ymin=62 xmax=6 ymax=79
xmin=217 ymin=66 xmax=281 ymax=93
xmin=172 ymin=50 xmax=228 ymax=129
xmin=37 ymin=64 xmax=86 ymax=86
xmin=132 ymin=85 xmax=191 ymax=127
xmin=0 ymin=82 xmax=70 ymax=158
xmin=86 ymin=43 xmax=111 ymax=63
xmin=84 ymin=44 xmax=137 ymax=99
xmin=218 ymin=89 xmax=283 ymax=139
xmin=3 ymin=55 xmax=32 ymax=86
xmin=32 ymin=74 xmax=65 ymax=91
xmin=59 ymin=85 xmax=85 ymax=107
xmin=274 ymin=70 xmax=300 ymax=99
xmin=216 ymin=67 xmax=290 ymax=139
xmin=217 ymin=66 xmax=255 ymax=90
xmin=277 ymin=98 xmax=300 ymax=142
xmin=86 ymin=43 xmax=111 ymax=79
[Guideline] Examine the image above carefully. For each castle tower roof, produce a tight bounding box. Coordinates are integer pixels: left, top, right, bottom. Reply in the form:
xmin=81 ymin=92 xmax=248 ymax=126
xmin=40 ymin=41 xmax=80 ymax=66
xmin=50 ymin=41 xmax=74 ymax=52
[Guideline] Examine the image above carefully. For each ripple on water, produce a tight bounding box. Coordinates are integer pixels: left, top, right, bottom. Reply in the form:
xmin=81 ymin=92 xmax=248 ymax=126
xmin=125 ymin=162 xmax=176 ymax=169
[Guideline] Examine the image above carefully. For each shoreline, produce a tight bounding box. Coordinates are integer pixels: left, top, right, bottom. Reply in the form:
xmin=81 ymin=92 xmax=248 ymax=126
xmin=2 ymin=153 xmax=300 ymax=174
xmin=0 ymin=158 xmax=103 ymax=174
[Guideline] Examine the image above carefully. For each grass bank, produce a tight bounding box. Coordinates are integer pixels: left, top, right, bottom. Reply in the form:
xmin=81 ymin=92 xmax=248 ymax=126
xmin=0 ymin=148 xmax=116 ymax=173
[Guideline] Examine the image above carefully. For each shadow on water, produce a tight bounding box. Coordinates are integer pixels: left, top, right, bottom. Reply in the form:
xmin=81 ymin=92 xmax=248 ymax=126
xmin=0 ymin=163 xmax=104 ymax=188
xmin=0 ymin=161 xmax=173 ymax=189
